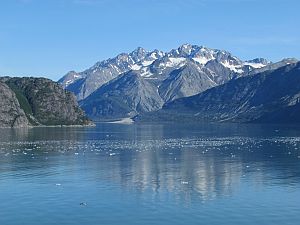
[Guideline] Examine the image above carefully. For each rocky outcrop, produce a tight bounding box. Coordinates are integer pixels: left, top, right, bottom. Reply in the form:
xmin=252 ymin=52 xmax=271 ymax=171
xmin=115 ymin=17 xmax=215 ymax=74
xmin=0 ymin=77 xmax=93 ymax=127
xmin=0 ymin=81 xmax=29 ymax=128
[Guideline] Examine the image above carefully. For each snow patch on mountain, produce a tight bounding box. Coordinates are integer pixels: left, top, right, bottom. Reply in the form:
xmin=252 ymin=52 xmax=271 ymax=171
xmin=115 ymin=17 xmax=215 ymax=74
xmin=193 ymin=56 xmax=214 ymax=65
xmin=142 ymin=60 xmax=155 ymax=67
xmin=244 ymin=62 xmax=266 ymax=69
xmin=221 ymin=61 xmax=243 ymax=73
xmin=165 ymin=57 xmax=186 ymax=67
xmin=131 ymin=64 xmax=142 ymax=70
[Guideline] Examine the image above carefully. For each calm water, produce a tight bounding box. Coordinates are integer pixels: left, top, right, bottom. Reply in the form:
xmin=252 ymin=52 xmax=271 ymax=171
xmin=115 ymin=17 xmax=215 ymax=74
xmin=0 ymin=122 xmax=300 ymax=225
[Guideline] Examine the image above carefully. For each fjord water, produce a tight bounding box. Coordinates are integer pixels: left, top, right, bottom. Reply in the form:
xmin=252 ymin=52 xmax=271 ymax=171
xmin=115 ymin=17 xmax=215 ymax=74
xmin=0 ymin=123 xmax=300 ymax=225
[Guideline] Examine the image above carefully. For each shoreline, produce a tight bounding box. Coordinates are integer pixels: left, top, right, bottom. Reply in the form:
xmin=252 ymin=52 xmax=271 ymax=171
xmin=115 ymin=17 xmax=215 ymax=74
xmin=0 ymin=123 xmax=96 ymax=129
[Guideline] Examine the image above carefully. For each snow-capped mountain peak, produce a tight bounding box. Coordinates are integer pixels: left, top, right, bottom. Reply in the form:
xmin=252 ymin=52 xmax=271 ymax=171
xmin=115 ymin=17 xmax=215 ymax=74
xmin=59 ymin=44 xmax=272 ymax=100
xmin=129 ymin=47 xmax=148 ymax=62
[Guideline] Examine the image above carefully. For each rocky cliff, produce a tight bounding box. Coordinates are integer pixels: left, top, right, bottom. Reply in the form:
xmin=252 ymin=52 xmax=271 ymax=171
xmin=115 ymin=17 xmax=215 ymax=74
xmin=0 ymin=81 xmax=29 ymax=128
xmin=0 ymin=77 xmax=92 ymax=127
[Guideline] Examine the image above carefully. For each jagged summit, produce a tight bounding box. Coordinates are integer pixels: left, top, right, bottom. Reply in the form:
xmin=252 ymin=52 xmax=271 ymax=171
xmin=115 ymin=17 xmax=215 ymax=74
xmin=59 ymin=44 xmax=272 ymax=101
xmin=130 ymin=47 xmax=148 ymax=60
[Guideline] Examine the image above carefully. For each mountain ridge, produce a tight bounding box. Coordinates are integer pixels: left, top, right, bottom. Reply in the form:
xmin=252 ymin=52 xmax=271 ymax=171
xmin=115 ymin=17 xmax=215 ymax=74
xmin=59 ymin=44 xmax=270 ymax=100
xmin=135 ymin=62 xmax=300 ymax=123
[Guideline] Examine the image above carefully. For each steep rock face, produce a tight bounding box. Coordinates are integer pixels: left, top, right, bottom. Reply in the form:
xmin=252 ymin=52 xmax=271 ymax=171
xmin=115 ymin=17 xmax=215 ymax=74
xmin=0 ymin=81 xmax=29 ymax=128
xmin=158 ymin=61 xmax=216 ymax=102
xmin=3 ymin=77 xmax=92 ymax=126
xmin=80 ymin=71 xmax=164 ymax=120
xmin=203 ymin=59 xmax=236 ymax=84
xmin=137 ymin=62 xmax=300 ymax=123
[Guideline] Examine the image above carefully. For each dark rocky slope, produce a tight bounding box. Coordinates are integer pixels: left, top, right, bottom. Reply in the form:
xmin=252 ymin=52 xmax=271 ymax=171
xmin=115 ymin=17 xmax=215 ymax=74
xmin=136 ymin=62 xmax=300 ymax=123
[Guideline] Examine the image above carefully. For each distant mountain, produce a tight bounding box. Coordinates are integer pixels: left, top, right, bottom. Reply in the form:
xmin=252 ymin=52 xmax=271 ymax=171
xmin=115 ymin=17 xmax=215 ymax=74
xmin=247 ymin=58 xmax=298 ymax=75
xmin=0 ymin=77 xmax=93 ymax=127
xmin=59 ymin=44 xmax=270 ymax=101
xmin=136 ymin=62 xmax=300 ymax=123
xmin=80 ymin=71 xmax=164 ymax=120
xmin=60 ymin=44 xmax=278 ymax=120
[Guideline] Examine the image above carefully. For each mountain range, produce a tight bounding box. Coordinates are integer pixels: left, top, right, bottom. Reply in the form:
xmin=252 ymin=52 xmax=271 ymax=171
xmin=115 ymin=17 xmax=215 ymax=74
xmin=135 ymin=62 xmax=300 ymax=123
xmin=59 ymin=44 xmax=298 ymax=122
xmin=1 ymin=44 xmax=298 ymax=127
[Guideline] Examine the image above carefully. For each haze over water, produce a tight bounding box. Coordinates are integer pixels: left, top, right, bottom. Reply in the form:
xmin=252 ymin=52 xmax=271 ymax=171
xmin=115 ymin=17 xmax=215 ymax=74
xmin=0 ymin=123 xmax=300 ymax=225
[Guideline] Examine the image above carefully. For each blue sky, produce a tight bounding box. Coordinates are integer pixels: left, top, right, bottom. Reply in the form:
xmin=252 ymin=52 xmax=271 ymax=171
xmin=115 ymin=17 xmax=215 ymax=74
xmin=0 ymin=0 xmax=299 ymax=80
